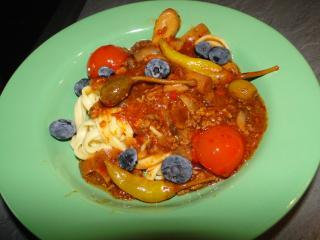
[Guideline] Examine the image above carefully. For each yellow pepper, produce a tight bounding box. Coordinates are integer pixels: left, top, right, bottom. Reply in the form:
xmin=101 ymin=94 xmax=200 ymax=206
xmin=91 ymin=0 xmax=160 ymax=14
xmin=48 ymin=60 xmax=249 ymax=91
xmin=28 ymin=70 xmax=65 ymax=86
xmin=159 ymin=39 xmax=235 ymax=84
xmin=105 ymin=161 xmax=221 ymax=203
xmin=105 ymin=161 xmax=177 ymax=203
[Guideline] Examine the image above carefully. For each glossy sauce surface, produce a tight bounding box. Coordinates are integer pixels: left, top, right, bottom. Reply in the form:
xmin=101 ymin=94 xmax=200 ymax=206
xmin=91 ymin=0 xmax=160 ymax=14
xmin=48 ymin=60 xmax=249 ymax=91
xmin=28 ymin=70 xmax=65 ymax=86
xmin=80 ymin=40 xmax=267 ymax=200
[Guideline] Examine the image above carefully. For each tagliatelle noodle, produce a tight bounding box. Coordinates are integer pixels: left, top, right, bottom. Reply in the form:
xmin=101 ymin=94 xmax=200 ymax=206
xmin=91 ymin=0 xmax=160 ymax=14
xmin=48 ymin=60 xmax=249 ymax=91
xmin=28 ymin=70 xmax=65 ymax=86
xmin=195 ymin=34 xmax=230 ymax=49
xmin=71 ymin=86 xmax=134 ymax=159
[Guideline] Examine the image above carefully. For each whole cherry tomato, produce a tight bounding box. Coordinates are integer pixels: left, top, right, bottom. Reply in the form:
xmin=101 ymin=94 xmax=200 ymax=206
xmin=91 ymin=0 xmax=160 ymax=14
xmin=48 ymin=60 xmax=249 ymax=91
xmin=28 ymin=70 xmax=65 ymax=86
xmin=87 ymin=45 xmax=129 ymax=78
xmin=191 ymin=125 xmax=245 ymax=177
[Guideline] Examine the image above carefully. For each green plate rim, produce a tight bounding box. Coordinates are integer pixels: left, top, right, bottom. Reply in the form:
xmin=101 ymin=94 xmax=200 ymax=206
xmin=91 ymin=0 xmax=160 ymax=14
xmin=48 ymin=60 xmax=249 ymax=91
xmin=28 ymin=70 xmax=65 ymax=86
xmin=1 ymin=1 xmax=319 ymax=239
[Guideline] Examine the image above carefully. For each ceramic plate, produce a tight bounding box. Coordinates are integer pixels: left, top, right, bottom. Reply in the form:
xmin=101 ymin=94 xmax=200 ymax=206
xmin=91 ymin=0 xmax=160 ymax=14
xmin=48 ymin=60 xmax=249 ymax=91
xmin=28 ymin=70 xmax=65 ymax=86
xmin=1 ymin=1 xmax=319 ymax=239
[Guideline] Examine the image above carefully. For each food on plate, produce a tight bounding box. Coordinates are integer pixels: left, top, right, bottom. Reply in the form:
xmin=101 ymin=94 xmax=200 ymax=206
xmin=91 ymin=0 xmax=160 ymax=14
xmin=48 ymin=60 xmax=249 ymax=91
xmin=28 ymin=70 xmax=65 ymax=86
xmin=74 ymin=78 xmax=90 ymax=97
xmin=87 ymin=45 xmax=129 ymax=78
xmin=49 ymin=8 xmax=279 ymax=203
xmin=49 ymin=119 xmax=76 ymax=141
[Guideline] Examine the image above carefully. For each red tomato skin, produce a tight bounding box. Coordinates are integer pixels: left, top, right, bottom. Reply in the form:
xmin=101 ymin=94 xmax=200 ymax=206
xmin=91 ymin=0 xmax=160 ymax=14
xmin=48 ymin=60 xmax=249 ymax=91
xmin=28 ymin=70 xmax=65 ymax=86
xmin=192 ymin=125 xmax=245 ymax=178
xmin=191 ymin=131 xmax=201 ymax=163
xmin=168 ymin=91 xmax=178 ymax=101
xmin=87 ymin=45 xmax=129 ymax=78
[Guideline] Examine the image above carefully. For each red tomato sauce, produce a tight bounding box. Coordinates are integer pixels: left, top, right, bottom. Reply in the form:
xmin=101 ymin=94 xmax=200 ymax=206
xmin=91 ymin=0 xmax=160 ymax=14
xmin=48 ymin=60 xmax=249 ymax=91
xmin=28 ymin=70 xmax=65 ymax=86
xmin=80 ymin=40 xmax=267 ymax=200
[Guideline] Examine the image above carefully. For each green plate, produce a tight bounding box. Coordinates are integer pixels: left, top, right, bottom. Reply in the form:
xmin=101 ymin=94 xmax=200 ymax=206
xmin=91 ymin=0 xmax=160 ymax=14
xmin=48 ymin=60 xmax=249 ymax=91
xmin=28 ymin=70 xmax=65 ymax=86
xmin=1 ymin=1 xmax=319 ymax=239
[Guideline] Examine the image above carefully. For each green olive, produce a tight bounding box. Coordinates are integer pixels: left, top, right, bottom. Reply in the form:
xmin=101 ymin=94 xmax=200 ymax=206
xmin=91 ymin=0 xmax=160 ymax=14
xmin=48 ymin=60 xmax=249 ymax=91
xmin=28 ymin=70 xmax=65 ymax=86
xmin=100 ymin=75 xmax=133 ymax=107
xmin=228 ymin=79 xmax=257 ymax=101
xmin=99 ymin=75 xmax=197 ymax=107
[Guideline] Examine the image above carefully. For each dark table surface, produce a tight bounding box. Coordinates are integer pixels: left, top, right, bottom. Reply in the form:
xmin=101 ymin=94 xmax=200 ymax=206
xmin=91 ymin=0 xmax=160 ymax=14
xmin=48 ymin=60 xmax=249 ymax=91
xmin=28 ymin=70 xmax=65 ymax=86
xmin=1 ymin=0 xmax=319 ymax=239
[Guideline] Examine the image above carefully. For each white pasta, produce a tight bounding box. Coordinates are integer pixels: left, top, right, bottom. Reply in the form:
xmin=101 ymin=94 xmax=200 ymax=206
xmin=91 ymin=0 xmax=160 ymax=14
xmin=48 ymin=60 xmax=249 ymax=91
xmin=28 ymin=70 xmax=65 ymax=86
xmin=154 ymin=168 xmax=164 ymax=180
xmin=70 ymin=119 xmax=109 ymax=159
xmin=195 ymin=34 xmax=230 ymax=49
xmin=70 ymin=86 xmax=134 ymax=160
xmin=145 ymin=163 xmax=162 ymax=181
xmin=149 ymin=125 xmax=163 ymax=138
xmin=136 ymin=152 xmax=171 ymax=169
xmin=83 ymin=126 xmax=109 ymax=154
xmin=96 ymin=108 xmax=134 ymax=151
xmin=74 ymin=96 xmax=87 ymax=129
xmin=74 ymin=86 xmax=99 ymax=129
xmin=82 ymin=86 xmax=99 ymax=111
xmin=70 ymin=85 xmax=166 ymax=181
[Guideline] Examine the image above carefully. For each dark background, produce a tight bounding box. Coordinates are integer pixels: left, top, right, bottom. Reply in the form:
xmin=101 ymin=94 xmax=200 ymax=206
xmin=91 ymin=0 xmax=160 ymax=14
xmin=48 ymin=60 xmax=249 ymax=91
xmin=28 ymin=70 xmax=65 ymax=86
xmin=0 ymin=1 xmax=86 ymax=93
xmin=0 ymin=0 xmax=319 ymax=239
xmin=1 ymin=0 xmax=319 ymax=94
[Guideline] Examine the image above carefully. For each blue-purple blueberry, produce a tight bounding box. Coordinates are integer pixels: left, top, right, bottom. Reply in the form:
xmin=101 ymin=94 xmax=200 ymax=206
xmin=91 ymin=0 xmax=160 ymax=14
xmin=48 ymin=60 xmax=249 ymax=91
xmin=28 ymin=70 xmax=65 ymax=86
xmin=49 ymin=119 xmax=76 ymax=141
xmin=74 ymin=78 xmax=89 ymax=97
xmin=118 ymin=148 xmax=138 ymax=172
xmin=161 ymin=155 xmax=192 ymax=184
xmin=145 ymin=58 xmax=170 ymax=79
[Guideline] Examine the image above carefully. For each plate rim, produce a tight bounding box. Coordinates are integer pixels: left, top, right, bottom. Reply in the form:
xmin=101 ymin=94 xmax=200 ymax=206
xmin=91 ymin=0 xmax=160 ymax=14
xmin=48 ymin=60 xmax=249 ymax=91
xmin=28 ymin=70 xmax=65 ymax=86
xmin=1 ymin=1 xmax=319 ymax=239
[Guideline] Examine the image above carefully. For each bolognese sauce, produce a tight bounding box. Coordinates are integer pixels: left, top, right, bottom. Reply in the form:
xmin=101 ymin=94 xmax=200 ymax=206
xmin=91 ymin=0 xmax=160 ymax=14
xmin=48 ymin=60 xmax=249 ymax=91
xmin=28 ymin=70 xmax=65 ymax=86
xmin=48 ymin=8 xmax=277 ymax=203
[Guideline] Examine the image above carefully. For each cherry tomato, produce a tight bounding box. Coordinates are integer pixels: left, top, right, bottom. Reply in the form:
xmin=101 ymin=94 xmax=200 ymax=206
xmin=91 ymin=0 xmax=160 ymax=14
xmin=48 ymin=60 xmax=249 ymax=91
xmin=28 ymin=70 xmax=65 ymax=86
xmin=191 ymin=125 xmax=244 ymax=177
xmin=191 ymin=131 xmax=201 ymax=163
xmin=87 ymin=45 xmax=129 ymax=78
xmin=168 ymin=91 xmax=178 ymax=100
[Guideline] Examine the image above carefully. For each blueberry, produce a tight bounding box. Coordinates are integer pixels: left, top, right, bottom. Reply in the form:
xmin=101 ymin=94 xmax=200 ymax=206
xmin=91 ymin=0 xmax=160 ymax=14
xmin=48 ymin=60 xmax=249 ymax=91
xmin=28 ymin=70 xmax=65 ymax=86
xmin=161 ymin=155 xmax=192 ymax=184
xmin=195 ymin=41 xmax=212 ymax=59
xmin=98 ymin=66 xmax=114 ymax=77
xmin=145 ymin=58 xmax=170 ymax=79
xmin=208 ymin=46 xmax=231 ymax=65
xmin=74 ymin=78 xmax=89 ymax=97
xmin=118 ymin=148 xmax=138 ymax=172
xmin=49 ymin=119 xmax=76 ymax=141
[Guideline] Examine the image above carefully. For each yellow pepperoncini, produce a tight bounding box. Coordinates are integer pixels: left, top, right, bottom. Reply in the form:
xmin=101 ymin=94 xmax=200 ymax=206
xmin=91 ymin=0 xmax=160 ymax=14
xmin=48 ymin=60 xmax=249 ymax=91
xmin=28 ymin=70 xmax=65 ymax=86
xmin=105 ymin=161 xmax=177 ymax=203
xmin=159 ymin=39 xmax=235 ymax=84
xmin=105 ymin=161 xmax=221 ymax=203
